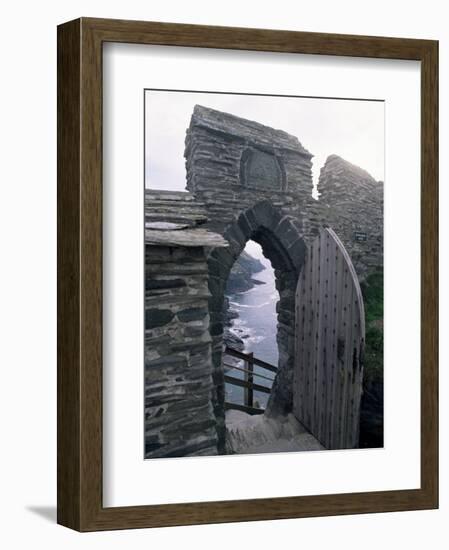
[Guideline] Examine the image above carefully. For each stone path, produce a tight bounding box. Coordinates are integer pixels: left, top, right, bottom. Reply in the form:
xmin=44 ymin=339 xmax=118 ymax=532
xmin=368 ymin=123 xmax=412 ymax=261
xmin=225 ymin=410 xmax=324 ymax=455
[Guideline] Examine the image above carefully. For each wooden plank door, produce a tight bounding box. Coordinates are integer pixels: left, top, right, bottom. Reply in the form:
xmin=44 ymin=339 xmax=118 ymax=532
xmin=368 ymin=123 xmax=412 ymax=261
xmin=293 ymin=228 xmax=365 ymax=449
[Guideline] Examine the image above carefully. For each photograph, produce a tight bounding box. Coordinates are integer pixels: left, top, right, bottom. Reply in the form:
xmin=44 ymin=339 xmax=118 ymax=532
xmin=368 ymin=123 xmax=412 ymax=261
xmin=54 ymin=14 xmax=438 ymax=534
xmin=144 ymin=90 xmax=384 ymax=459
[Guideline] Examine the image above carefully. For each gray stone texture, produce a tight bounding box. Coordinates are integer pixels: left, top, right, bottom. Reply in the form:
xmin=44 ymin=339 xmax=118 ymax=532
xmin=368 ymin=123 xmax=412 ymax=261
xmin=185 ymin=105 xmax=316 ymax=242
xmin=145 ymin=105 xmax=383 ymax=457
xmin=144 ymin=191 xmax=228 ymax=459
xmin=316 ymin=154 xmax=384 ymax=279
xmin=184 ymin=105 xmax=319 ymax=443
xmin=145 ymin=243 xmax=219 ymax=458
xmin=183 ymin=105 xmax=383 ymax=450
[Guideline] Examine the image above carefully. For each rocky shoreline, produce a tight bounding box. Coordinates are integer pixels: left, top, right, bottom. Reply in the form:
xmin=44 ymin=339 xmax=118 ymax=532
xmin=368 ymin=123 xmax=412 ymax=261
xmin=225 ymin=251 xmax=265 ymax=293
xmin=223 ymin=251 xmax=267 ymax=353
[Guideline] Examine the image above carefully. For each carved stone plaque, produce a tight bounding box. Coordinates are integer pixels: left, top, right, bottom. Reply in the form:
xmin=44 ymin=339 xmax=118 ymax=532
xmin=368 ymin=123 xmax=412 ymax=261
xmin=241 ymin=149 xmax=283 ymax=189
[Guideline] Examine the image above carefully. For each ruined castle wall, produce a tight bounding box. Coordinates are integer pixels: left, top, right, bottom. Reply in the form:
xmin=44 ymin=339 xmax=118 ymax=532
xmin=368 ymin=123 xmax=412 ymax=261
xmin=184 ymin=106 xmax=315 ymax=437
xmin=185 ymin=105 xmax=319 ymax=241
xmin=145 ymin=245 xmax=218 ymax=458
xmin=184 ymin=106 xmax=384 ymax=282
xmin=181 ymin=105 xmax=384 ymax=449
xmin=316 ymin=154 xmax=384 ymax=280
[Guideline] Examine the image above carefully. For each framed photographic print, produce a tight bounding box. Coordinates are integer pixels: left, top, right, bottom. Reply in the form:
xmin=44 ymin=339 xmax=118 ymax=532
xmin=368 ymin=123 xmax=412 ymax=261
xmin=57 ymin=17 xmax=438 ymax=531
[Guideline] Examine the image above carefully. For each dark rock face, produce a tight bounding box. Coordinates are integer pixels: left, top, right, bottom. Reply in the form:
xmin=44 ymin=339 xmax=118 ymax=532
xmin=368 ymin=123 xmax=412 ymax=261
xmin=221 ymin=248 xmax=268 ymax=355
xmin=225 ymin=250 xmax=265 ymax=294
xmin=359 ymin=380 xmax=384 ymax=448
xmin=356 ymin=272 xmax=384 ymax=447
xmin=222 ymin=296 xmax=245 ymax=353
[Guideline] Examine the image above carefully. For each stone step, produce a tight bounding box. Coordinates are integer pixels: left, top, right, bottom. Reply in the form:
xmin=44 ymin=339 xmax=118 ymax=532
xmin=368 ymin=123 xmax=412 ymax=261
xmin=225 ymin=411 xmax=324 ymax=454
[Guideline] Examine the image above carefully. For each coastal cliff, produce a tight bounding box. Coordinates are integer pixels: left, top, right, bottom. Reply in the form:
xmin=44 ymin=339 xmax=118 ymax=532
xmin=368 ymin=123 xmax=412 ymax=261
xmin=225 ymin=251 xmax=265 ymax=293
xmin=223 ymin=251 xmax=266 ymax=351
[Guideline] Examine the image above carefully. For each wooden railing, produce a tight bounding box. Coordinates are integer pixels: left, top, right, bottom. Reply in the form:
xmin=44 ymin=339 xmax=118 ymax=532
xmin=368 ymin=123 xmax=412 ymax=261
xmin=223 ymin=346 xmax=277 ymax=415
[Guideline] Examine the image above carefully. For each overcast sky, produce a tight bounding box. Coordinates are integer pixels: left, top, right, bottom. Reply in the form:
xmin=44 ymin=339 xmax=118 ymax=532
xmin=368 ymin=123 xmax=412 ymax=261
xmin=144 ymin=90 xmax=384 ymax=193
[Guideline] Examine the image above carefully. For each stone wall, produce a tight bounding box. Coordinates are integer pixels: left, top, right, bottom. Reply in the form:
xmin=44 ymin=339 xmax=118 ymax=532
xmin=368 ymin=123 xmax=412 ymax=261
xmin=144 ymin=190 xmax=228 ymax=458
xmin=185 ymin=106 xmax=316 ymax=449
xmin=143 ymin=106 xmax=384 ymax=456
xmin=207 ymin=202 xmax=307 ymax=450
xmin=145 ymin=245 xmax=218 ymax=458
xmin=185 ymin=105 xmax=319 ymax=241
xmin=317 ymin=154 xmax=384 ymax=279
xmin=182 ymin=105 xmax=384 ymax=451
xmin=185 ymin=105 xmax=384 ymax=280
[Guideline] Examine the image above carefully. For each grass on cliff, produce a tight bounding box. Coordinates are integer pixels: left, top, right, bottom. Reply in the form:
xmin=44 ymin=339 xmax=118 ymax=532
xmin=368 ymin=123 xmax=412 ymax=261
xmin=360 ymin=271 xmax=384 ymax=385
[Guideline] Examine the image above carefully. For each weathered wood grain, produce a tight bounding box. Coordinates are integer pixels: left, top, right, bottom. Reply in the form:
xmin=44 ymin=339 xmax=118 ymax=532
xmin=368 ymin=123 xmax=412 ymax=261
xmin=293 ymin=228 xmax=365 ymax=449
xmin=57 ymin=18 xmax=81 ymax=531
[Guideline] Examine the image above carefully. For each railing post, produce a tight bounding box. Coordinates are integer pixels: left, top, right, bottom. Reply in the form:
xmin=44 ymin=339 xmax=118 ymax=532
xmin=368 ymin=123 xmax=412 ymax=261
xmin=244 ymin=352 xmax=254 ymax=409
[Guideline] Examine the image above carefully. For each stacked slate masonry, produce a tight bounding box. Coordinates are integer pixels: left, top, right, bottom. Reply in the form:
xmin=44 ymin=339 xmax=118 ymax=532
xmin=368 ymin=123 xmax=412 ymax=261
xmin=317 ymin=154 xmax=384 ymax=279
xmin=145 ymin=105 xmax=383 ymax=457
xmin=185 ymin=105 xmax=318 ymax=240
xmin=183 ymin=105 xmax=383 ymax=451
xmin=144 ymin=191 xmax=228 ymax=458
xmin=185 ymin=106 xmax=383 ymax=279
xmin=185 ymin=105 xmax=315 ymax=450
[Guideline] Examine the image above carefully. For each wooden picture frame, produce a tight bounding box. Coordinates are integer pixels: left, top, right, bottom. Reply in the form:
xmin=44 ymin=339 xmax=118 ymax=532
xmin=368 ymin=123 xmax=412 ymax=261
xmin=57 ymin=17 xmax=438 ymax=531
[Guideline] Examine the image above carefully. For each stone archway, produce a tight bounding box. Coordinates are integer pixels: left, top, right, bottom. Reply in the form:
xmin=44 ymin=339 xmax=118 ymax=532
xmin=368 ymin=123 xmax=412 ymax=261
xmin=183 ymin=104 xmax=381 ymax=453
xmin=143 ymin=104 xmax=382 ymax=458
xmin=184 ymin=105 xmax=314 ymax=452
xmin=206 ymin=200 xmax=306 ymax=451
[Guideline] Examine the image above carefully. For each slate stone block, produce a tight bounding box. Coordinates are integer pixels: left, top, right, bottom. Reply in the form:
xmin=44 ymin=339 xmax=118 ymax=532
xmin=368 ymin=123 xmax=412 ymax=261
xmin=237 ymin=213 xmax=253 ymax=239
xmin=252 ymin=200 xmax=282 ymax=230
xmin=146 ymin=278 xmax=186 ymax=291
xmin=145 ymin=308 xmax=174 ymax=329
xmin=177 ymin=307 xmax=208 ymax=323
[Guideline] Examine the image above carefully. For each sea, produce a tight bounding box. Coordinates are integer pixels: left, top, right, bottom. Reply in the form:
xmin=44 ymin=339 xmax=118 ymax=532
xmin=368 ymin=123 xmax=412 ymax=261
xmin=224 ymin=244 xmax=279 ymax=409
